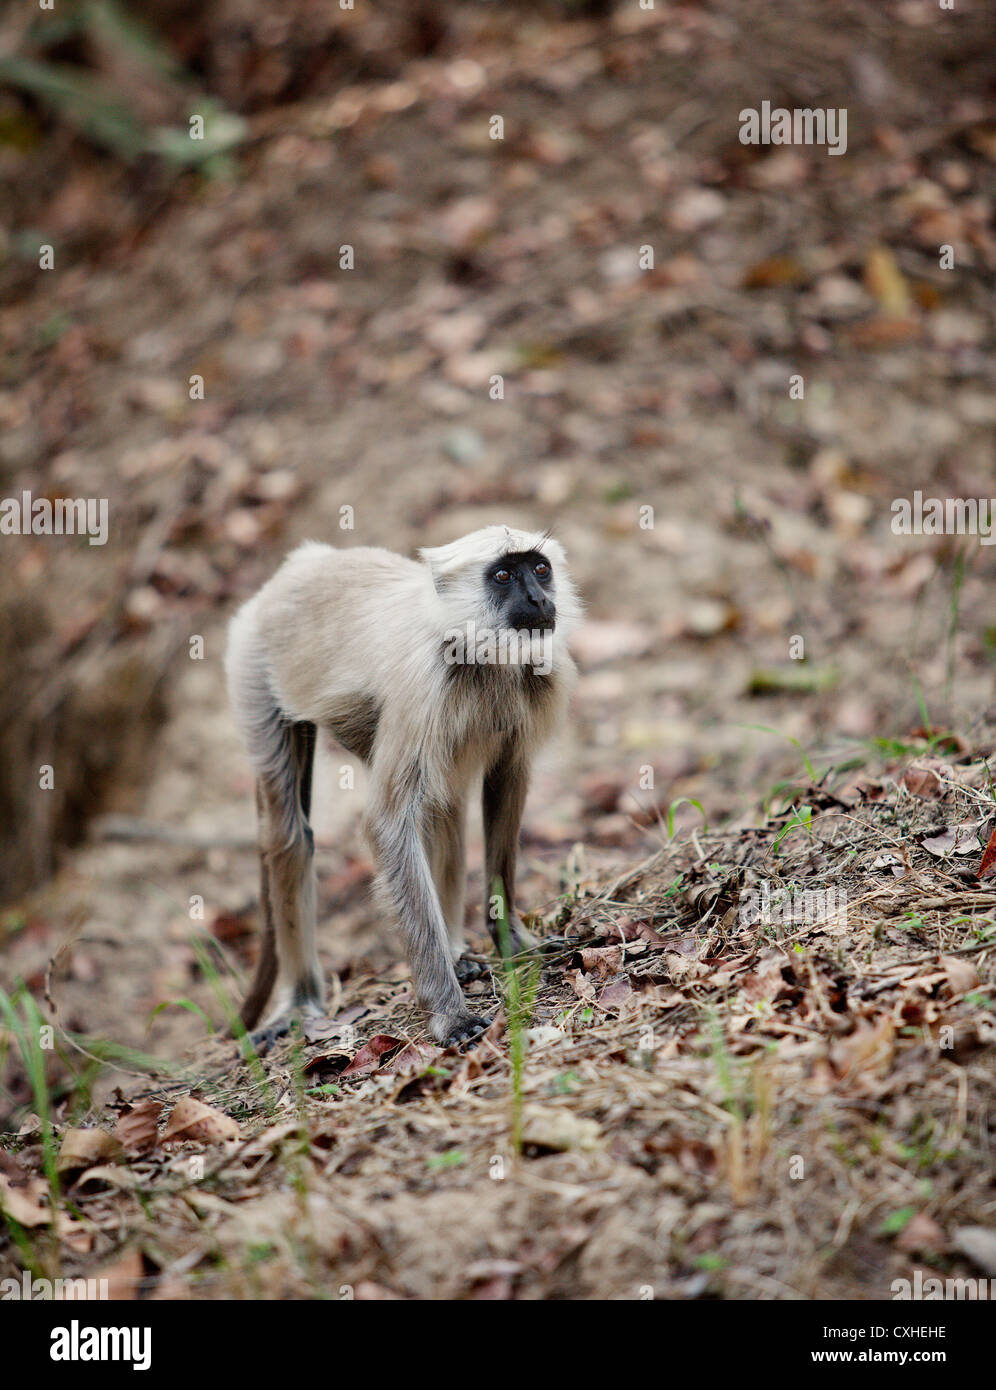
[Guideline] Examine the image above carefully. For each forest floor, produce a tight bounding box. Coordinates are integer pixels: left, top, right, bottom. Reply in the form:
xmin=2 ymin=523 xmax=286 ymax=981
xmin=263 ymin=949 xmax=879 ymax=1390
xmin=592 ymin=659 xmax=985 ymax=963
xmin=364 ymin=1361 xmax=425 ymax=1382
xmin=1 ymin=0 xmax=995 ymax=1298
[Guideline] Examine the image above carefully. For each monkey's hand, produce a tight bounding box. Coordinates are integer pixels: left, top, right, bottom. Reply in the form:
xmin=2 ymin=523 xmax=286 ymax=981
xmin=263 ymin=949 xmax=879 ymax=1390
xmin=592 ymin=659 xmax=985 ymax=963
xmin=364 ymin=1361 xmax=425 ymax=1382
xmin=432 ymin=1008 xmax=491 ymax=1049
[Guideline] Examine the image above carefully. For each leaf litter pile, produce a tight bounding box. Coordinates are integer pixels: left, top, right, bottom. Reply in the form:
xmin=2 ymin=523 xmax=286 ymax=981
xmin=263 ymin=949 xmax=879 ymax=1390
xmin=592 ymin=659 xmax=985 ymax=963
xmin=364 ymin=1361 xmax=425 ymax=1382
xmin=3 ymin=740 xmax=996 ymax=1300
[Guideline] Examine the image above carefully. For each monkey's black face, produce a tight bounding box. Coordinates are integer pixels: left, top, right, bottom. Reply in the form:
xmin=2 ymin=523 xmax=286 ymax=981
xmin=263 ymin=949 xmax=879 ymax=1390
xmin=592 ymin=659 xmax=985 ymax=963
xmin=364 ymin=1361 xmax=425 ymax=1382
xmin=486 ymin=550 xmax=556 ymax=631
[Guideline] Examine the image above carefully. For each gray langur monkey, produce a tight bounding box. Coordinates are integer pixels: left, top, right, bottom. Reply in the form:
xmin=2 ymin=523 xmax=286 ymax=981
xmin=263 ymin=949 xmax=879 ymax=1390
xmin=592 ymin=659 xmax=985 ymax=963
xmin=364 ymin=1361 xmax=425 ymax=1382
xmin=224 ymin=524 xmax=581 ymax=1047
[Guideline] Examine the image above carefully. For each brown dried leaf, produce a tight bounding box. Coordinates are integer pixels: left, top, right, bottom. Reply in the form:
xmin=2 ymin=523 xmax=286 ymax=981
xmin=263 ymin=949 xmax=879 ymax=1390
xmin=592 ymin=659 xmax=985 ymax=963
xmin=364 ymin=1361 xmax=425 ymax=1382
xmin=209 ymin=909 xmax=254 ymax=943
xmin=92 ymin=1247 xmax=146 ymax=1300
xmin=0 ymin=1168 xmax=50 ymax=1227
xmin=978 ymin=823 xmax=996 ymax=879
xmin=896 ymin=1210 xmax=947 ymax=1254
xmin=864 ymin=246 xmax=913 ymax=316
xmin=597 ymin=977 xmax=634 ymax=1011
xmin=951 ymin=1226 xmax=996 ymax=1276
xmin=902 ymin=761 xmax=952 ymax=798
xmin=73 ymin=1164 xmax=139 ymax=1195
xmin=830 ymin=1015 xmax=895 ymax=1082
xmin=921 ymin=824 xmax=981 ymax=857
xmin=56 ymin=1128 xmax=123 ymax=1175
xmin=569 ymin=969 xmax=597 ymax=1002
xmin=381 ymin=1042 xmax=440 ymax=1076
xmin=579 ymin=945 xmax=624 ymax=978
xmin=740 ymin=953 xmax=790 ymax=1005
xmin=302 ymin=1050 xmax=351 ymax=1079
xmin=664 ymin=953 xmax=708 ymax=983
xmin=940 ymin=955 xmax=980 ymax=996
xmin=162 ymin=1097 xmax=240 ymax=1144
xmin=743 ymin=256 xmax=805 ymax=289
xmin=340 ymin=1034 xmax=403 ymax=1077
xmin=522 ymin=1105 xmax=600 ymax=1153
xmin=848 ymin=314 xmax=921 ymax=348
xmin=114 ymin=1099 xmax=163 ymax=1155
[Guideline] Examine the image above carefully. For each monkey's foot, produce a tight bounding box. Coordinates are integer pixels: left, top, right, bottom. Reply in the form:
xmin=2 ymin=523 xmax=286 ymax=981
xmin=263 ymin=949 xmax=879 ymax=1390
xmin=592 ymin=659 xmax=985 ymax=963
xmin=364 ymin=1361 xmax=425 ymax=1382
xmin=455 ymin=954 xmax=489 ymax=984
xmin=490 ymin=915 xmax=539 ymax=959
xmin=245 ymin=1019 xmax=291 ymax=1053
xmin=433 ymin=1010 xmax=492 ymax=1049
xmin=496 ymin=929 xmax=570 ymax=963
xmin=245 ymin=1002 xmax=324 ymax=1053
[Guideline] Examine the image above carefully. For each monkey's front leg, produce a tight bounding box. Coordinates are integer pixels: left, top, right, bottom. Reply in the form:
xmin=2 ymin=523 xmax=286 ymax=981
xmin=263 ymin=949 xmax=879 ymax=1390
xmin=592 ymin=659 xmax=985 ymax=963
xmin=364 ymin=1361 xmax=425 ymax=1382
xmin=367 ymin=794 xmax=489 ymax=1047
xmin=482 ymin=747 xmax=538 ymax=956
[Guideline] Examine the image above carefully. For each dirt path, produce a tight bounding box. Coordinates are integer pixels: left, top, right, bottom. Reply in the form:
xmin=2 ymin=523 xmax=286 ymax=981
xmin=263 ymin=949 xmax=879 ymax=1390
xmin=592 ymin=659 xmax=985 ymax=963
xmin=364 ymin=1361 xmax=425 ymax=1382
xmin=1 ymin=0 xmax=995 ymax=1301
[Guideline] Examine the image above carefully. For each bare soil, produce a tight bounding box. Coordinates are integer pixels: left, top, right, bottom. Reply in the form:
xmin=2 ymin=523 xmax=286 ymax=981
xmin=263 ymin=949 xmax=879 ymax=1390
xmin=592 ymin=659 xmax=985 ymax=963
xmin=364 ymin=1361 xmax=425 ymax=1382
xmin=1 ymin=0 xmax=995 ymax=1300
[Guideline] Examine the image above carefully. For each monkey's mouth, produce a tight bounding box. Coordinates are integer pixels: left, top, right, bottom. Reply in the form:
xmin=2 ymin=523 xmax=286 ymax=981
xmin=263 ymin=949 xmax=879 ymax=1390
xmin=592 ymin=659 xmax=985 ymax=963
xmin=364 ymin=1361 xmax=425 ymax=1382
xmin=507 ymin=615 xmax=555 ymax=633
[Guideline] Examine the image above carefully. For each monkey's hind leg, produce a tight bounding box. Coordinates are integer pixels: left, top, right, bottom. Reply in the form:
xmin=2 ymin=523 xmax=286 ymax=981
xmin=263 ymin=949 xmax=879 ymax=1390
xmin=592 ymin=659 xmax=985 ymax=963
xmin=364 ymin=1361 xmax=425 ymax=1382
xmin=242 ymin=720 xmax=325 ymax=1044
xmin=482 ymin=747 xmax=539 ymax=957
xmin=427 ymin=798 xmax=469 ymax=959
xmin=429 ymin=798 xmax=487 ymax=986
xmin=238 ymin=784 xmax=278 ymax=1031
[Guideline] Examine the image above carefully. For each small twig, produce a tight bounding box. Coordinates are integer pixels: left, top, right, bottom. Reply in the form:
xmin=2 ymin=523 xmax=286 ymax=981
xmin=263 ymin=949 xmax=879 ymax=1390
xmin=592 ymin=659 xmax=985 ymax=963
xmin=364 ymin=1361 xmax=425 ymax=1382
xmin=93 ymin=815 xmax=256 ymax=850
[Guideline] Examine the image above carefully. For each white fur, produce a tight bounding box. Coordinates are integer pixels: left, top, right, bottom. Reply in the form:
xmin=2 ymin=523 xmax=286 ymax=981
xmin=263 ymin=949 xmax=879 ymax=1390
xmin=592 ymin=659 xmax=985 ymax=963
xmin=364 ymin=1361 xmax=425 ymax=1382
xmin=224 ymin=525 xmax=582 ymax=1041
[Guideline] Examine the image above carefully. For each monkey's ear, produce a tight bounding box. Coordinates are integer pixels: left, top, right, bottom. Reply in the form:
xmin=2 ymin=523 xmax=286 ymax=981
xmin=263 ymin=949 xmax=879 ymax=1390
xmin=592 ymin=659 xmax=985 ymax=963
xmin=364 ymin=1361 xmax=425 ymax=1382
xmin=419 ymin=541 xmax=461 ymax=592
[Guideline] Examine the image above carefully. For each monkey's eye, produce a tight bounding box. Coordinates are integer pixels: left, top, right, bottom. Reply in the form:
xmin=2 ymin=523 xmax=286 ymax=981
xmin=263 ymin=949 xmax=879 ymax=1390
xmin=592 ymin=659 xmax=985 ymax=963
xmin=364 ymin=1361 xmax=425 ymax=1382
xmin=494 ymin=568 xmax=511 ymax=584
xmin=534 ymin=561 xmax=550 ymax=579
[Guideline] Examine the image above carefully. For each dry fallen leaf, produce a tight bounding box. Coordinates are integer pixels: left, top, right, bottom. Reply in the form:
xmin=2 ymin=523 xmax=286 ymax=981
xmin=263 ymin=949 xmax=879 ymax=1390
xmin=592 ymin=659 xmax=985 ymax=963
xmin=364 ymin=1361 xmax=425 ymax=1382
xmin=381 ymin=1042 xmax=439 ymax=1076
xmin=522 ymin=1105 xmax=600 ymax=1153
xmin=569 ymin=969 xmax=597 ymax=1002
xmin=664 ymin=952 xmax=708 ymax=984
xmin=896 ymin=1210 xmax=946 ymax=1254
xmin=742 ymin=255 xmax=805 ymax=289
xmin=902 ymin=762 xmax=949 ymax=799
xmin=951 ymin=1226 xmax=996 ymax=1276
xmin=830 ymin=1015 xmax=894 ymax=1084
xmin=940 ymin=955 xmax=980 ymax=996
xmin=870 ymin=852 xmax=907 ymax=877
xmin=921 ymin=824 xmax=981 ymax=857
xmin=579 ymin=945 xmax=624 ymax=978
xmin=114 ymin=1099 xmax=164 ymax=1155
xmin=526 ymin=1025 xmax=565 ymax=1048
xmin=597 ymin=977 xmax=634 ymax=1011
xmin=73 ymin=1164 xmax=139 ymax=1195
xmin=741 ymin=952 xmax=790 ymax=1005
xmin=92 ymin=1246 xmax=146 ymax=1300
xmin=340 ymin=1034 xmax=403 ymax=1077
xmin=978 ymin=823 xmax=996 ymax=879
xmin=0 ymin=1168 xmax=51 ymax=1227
xmin=864 ymin=245 xmax=913 ymax=316
xmin=56 ymin=1127 xmax=123 ymax=1175
xmin=162 ymin=1097 xmax=240 ymax=1144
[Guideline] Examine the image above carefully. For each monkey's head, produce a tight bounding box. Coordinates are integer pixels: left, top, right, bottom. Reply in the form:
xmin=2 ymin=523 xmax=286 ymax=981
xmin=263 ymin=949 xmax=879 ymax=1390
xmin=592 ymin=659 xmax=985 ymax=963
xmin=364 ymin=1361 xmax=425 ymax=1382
xmin=421 ymin=525 xmax=581 ymax=668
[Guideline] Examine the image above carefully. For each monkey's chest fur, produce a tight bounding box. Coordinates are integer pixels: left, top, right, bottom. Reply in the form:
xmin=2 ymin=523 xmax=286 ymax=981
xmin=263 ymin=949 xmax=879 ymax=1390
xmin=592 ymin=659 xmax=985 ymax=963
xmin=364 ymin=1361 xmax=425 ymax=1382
xmin=325 ymin=659 xmax=561 ymax=780
xmin=445 ymin=660 xmax=558 ymax=736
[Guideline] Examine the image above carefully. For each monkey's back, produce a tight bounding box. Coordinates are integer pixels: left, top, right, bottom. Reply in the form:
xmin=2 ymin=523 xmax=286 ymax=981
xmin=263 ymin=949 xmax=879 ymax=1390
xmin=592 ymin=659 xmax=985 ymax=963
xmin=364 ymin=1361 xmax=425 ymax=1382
xmin=227 ymin=541 xmax=442 ymax=735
